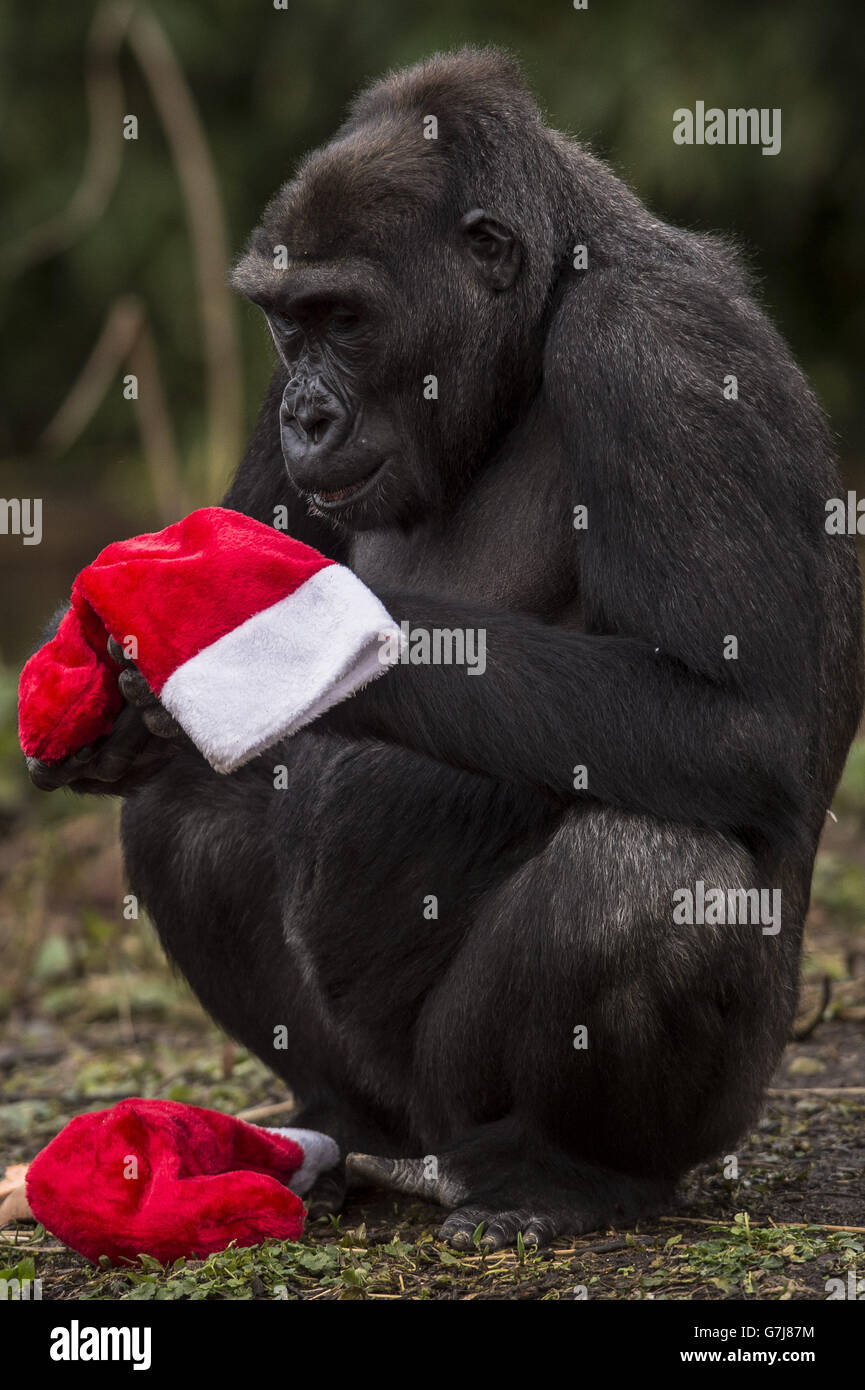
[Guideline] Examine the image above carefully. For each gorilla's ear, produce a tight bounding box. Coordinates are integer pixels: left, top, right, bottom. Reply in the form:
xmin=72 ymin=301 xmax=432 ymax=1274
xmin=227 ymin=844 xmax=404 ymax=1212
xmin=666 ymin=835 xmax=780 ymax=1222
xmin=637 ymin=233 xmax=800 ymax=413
xmin=458 ymin=208 xmax=522 ymax=291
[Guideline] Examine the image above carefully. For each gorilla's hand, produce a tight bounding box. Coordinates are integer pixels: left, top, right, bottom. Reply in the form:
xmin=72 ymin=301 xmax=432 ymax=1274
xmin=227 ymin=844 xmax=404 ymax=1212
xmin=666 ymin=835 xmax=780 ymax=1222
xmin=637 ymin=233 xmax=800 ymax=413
xmin=26 ymin=636 xmax=184 ymax=794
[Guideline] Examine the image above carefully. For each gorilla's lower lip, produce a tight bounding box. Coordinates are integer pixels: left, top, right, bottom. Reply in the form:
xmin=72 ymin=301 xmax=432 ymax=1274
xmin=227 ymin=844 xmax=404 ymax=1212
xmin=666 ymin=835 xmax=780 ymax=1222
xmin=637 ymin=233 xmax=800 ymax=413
xmin=310 ymin=461 xmax=386 ymax=509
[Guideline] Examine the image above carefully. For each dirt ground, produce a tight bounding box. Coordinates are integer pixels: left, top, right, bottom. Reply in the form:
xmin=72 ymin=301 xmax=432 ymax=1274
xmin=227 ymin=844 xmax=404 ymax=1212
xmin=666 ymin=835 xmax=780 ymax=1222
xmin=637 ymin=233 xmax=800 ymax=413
xmin=1 ymin=797 xmax=863 ymax=1301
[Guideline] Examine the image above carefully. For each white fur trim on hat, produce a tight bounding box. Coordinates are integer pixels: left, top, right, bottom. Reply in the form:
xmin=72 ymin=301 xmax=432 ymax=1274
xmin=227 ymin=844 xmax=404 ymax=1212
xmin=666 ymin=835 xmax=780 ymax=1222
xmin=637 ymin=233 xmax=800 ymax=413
xmin=263 ymin=1127 xmax=341 ymax=1196
xmin=160 ymin=564 xmax=401 ymax=773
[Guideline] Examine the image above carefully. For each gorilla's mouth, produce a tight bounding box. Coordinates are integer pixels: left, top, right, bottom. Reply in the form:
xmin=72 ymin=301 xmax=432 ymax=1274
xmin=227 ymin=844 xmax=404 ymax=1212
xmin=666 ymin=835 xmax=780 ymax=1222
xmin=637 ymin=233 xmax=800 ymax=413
xmin=310 ymin=461 xmax=387 ymax=510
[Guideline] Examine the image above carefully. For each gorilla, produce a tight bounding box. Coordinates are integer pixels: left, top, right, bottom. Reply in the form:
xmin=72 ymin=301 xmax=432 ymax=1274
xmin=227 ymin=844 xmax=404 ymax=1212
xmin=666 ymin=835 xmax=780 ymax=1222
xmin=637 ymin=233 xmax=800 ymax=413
xmin=28 ymin=48 xmax=863 ymax=1250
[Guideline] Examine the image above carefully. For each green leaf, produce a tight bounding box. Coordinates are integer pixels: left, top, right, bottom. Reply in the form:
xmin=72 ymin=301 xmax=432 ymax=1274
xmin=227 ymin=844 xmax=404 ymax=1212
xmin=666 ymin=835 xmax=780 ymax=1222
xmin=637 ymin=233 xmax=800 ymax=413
xmin=136 ymin=1253 xmax=164 ymax=1273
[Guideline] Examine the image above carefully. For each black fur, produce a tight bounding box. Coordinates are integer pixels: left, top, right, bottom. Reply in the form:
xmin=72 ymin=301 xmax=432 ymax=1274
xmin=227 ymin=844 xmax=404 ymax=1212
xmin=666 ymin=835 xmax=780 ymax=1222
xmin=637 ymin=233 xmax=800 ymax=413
xmin=46 ymin=49 xmax=865 ymax=1247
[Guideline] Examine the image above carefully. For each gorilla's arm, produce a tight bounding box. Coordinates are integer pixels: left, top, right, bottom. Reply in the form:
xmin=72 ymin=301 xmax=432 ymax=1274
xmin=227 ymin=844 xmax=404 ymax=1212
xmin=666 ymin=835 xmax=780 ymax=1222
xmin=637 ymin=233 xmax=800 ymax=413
xmin=319 ymin=595 xmax=806 ymax=853
xmin=321 ymin=270 xmax=823 ymax=854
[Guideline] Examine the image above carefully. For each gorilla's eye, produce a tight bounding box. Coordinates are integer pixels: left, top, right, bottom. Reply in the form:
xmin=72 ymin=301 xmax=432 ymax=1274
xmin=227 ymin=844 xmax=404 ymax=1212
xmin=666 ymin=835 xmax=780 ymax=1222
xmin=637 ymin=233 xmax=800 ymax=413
xmin=271 ymin=312 xmax=300 ymax=338
xmin=329 ymin=309 xmax=360 ymax=333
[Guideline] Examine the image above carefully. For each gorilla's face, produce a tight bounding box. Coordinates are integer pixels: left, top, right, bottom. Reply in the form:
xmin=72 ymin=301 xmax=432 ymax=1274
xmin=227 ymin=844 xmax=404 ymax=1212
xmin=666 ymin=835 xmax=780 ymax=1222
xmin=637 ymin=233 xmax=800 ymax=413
xmin=232 ymin=130 xmax=527 ymax=532
xmin=268 ymin=291 xmax=405 ymax=528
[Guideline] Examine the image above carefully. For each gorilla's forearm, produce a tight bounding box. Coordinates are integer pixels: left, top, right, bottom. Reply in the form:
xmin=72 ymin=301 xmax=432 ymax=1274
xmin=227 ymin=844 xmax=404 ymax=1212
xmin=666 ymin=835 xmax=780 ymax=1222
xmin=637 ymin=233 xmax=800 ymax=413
xmin=320 ymin=591 xmax=806 ymax=852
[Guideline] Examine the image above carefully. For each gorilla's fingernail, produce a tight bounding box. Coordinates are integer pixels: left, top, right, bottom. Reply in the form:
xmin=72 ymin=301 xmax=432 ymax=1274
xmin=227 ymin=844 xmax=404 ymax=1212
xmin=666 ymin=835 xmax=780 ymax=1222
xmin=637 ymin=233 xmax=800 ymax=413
xmin=446 ymin=1229 xmax=474 ymax=1250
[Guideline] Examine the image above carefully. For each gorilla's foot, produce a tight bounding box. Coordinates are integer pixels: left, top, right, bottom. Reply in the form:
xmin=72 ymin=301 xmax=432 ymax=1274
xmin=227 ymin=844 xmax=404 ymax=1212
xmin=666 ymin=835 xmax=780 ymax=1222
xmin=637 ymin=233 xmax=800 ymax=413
xmin=439 ymin=1203 xmax=584 ymax=1252
xmin=346 ymin=1139 xmax=675 ymax=1251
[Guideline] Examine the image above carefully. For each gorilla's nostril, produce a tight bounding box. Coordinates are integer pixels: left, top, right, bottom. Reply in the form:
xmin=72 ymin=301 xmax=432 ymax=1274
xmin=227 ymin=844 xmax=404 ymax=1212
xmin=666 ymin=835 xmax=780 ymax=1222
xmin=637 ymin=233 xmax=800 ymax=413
xmin=284 ymin=412 xmax=326 ymax=444
xmin=291 ymin=406 xmax=333 ymax=446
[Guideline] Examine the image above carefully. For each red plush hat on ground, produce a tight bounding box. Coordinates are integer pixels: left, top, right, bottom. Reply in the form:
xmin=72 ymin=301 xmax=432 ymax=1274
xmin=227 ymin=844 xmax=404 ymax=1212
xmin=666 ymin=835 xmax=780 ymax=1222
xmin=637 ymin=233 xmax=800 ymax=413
xmin=19 ymin=507 xmax=401 ymax=773
xmin=19 ymin=1099 xmax=339 ymax=1265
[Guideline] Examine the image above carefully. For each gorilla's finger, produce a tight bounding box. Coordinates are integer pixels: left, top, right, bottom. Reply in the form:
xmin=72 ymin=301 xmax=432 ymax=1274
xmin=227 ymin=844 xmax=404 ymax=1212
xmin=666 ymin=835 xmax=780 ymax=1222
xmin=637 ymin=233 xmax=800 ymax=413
xmin=119 ymin=667 xmax=157 ymax=708
xmin=26 ymin=706 xmax=145 ymax=789
xmin=107 ymin=635 xmax=134 ymax=667
xmin=141 ymin=705 xmax=183 ymax=740
xmin=84 ymin=705 xmax=151 ymax=780
xmin=26 ymin=756 xmax=74 ymax=790
xmin=68 ymin=745 xmax=95 ymax=766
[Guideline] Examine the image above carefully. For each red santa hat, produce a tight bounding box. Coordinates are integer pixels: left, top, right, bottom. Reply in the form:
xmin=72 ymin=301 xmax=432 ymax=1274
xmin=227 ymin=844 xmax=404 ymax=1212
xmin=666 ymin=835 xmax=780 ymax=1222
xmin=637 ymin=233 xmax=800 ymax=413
xmin=21 ymin=1099 xmax=340 ymax=1265
xmin=19 ymin=507 xmax=400 ymax=773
